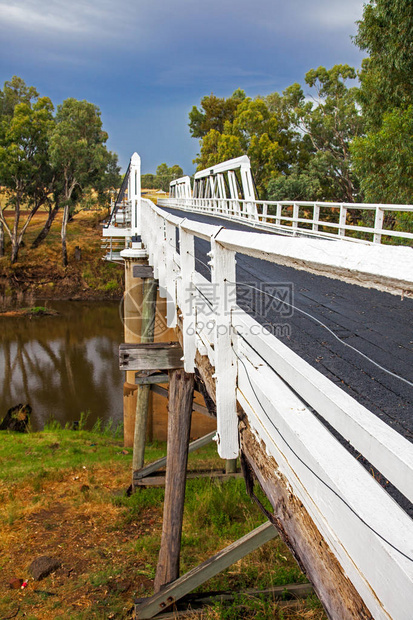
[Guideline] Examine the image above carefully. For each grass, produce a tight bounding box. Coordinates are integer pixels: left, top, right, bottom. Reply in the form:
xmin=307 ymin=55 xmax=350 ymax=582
xmin=0 ymin=207 xmax=125 ymax=301
xmin=0 ymin=428 xmax=327 ymax=619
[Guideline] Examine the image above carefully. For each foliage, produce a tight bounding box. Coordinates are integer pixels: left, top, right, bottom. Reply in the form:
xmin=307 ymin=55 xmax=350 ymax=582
xmin=193 ymin=94 xmax=300 ymax=196
xmin=142 ymin=162 xmax=183 ymax=192
xmin=353 ymin=0 xmax=413 ymax=130
xmin=189 ymin=89 xmax=246 ymax=138
xmin=50 ymin=97 xmax=120 ymax=266
xmin=0 ymin=90 xmax=55 ymax=263
xmin=351 ymin=0 xmax=413 ymax=208
xmin=190 ymin=66 xmax=362 ymax=201
xmin=0 ymin=76 xmax=120 ymax=265
xmin=351 ymin=106 xmax=413 ymax=205
xmin=284 ymin=65 xmax=363 ymax=202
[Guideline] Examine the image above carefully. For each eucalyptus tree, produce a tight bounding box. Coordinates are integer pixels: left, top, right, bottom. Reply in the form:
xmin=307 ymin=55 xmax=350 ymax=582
xmin=0 ymin=95 xmax=54 ymax=263
xmin=351 ymin=0 xmax=413 ymax=205
xmin=49 ymin=98 xmax=119 ymax=266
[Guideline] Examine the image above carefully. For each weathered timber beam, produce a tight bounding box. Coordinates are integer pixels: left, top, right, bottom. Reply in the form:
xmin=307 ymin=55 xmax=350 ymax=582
xmin=153 ymin=369 xmax=194 ymax=592
xmin=133 ymin=265 xmax=154 ymax=278
xmin=135 ymin=472 xmax=243 ymax=487
xmin=135 ymin=521 xmax=278 ymax=619
xmin=135 ymin=373 xmax=170 ymax=385
xmin=150 ymin=384 xmax=215 ymax=419
xmin=239 ymin=417 xmax=373 ymax=620
xmin=150 ymin=596 xmax=311 ymax=620
xmin=133 ymin=431 xmax=216 ymax=481
xmin=150 ymin=583 xmax=314 ymax=618
xmin=119 ymin=342 xmax=183 ymax=371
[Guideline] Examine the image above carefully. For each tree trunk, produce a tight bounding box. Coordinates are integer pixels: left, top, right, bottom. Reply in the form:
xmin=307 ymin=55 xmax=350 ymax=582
xmin=0 ymin=221 xmax=4 ymax=257
xmin=32 ymin=203 xmax=59 ymax=248
xmin=61 ymin=204 xmax=69 ymax=267
xmin=10 ymin=198 xmax=21 ymax=264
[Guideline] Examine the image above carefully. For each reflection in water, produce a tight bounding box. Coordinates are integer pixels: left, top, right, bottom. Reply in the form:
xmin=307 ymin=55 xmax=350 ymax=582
xmin=0 ymin=301 xmax=124 ymax=430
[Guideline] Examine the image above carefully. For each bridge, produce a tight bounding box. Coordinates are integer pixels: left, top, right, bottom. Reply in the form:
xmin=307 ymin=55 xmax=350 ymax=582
xmin=103 ymin=152 xmax=413 ymax=619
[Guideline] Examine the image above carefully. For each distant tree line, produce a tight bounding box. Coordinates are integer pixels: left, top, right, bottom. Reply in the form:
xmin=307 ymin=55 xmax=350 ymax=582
xmin=189 ymin=0 xmax=413 ymax=222
xmin=142 ymin=163 xmax=184 ymax=192
xmin=0 ymin=76 xmax=120 ymax=265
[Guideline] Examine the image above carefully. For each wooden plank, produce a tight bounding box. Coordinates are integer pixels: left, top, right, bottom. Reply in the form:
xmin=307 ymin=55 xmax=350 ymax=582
xmin=119 ymin=342 xmax=183 ymax=371
xmin=135 ymin=373 xmax=170 ymax=385
xmin=239 ymin=417 xmax=374 ymax=620
xmin=238 ymin=356 xmax=413 ymax=619
xmin=135 ymin=472 xmax=243 ymax=487
xmin=136 ymin=521 xmax=278 ymax=619
xmin=153 ymin=369 xmax=194 ymax=592
xmin=141 ymin=584 xmax=313 ymax=619
xmin=234 ymin=311 xmax=413 ymax=503
xmin=133 ymin=431 xmax=216 ymax=481
xmin=133 ymin=265 xmax=154 ymax=279
xmin=151 ymin=600 xmax=306 ymax=619
xmin=210 ymin=239 xmax=238 ymax=460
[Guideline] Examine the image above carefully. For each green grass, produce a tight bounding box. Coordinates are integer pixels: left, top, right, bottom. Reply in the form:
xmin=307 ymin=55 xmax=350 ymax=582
xmin=0 ymin=430 xmax=326 ymax=620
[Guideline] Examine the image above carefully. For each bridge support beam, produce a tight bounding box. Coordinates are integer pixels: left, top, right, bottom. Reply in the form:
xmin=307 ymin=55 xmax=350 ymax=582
xmin=123 ymin=258 xmax=147 ymax=446
xmin=154 ymin=368 xmax=194 ymax=592
xmin=132 ymin=277 xmax=158 ymax=475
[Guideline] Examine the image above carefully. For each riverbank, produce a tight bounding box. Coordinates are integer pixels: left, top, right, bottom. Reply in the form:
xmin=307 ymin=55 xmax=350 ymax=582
xmin=0 ymin=209 xmax=124 ymax=303
xmin=0 ymin=427 xmax=326 ymax=620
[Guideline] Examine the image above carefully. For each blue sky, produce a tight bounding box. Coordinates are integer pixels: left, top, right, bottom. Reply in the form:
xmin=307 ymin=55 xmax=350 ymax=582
xmin=0 ymin=0 xmax=365 ymax=174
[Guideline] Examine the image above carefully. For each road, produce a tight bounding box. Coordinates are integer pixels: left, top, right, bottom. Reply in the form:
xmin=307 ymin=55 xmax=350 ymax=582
xmin=164 ymin=206 xmax=413 ymax=513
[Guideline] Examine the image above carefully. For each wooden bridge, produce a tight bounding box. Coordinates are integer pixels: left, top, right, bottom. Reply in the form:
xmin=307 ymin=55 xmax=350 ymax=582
xmin=103 ymin=152 xmax=413 ymax=619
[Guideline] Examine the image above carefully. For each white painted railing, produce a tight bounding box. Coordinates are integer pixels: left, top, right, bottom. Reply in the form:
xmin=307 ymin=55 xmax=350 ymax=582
xmin=159 ymin=197 xmax=413 ymax=245
xmin=140 ymin=196 xmax=413 ymax=620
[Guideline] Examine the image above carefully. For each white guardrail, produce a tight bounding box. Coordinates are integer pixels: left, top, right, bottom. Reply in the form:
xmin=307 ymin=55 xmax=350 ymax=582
xmin=159 ymin=197 xmax=413 ymax=245
xmin=140 ymin=197 xmax=413 ymax=620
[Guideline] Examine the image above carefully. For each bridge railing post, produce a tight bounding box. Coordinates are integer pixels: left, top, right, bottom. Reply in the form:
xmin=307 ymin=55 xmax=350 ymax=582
xmin=312 ymin=204 xmax=320 ymax=232
xmin=275 ymin=203 xmax=282 ymax=227
xmin=338 ymin=204 xmax=347 ymax=237
xmin=210 ymin=234 xmax=239 ymax=460
xmin=179 ymin=227 xmax=196 ymax=373
xmin=374 ymin=206 xmax=384 ymax=243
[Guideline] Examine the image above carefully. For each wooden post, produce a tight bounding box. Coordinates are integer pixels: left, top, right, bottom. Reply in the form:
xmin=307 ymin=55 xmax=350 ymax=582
xmin=132 ymin=278 xmax=158 ymax=475
xmin=123 ymin=258 xmax=144 ymax=446
xmin=225 ymin=458 xmax=237 ymax=474
xmin=0 ymin=221 xmax=4 ymax=257
xmin=154 ymin=369 xmax=194 ymax=592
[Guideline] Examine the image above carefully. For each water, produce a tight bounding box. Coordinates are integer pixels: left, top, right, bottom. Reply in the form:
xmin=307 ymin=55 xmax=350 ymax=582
xmin=0 ymin=301 xmax=124 ymax=430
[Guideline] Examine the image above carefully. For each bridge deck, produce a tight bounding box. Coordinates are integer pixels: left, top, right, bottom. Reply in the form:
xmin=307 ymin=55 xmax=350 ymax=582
xmin=164 ymin=207 xmax=413 ymax=515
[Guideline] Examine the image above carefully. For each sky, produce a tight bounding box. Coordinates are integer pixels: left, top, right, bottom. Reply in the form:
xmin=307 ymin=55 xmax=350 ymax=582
xmin=0 ymin=0 xmax=366 ymax=175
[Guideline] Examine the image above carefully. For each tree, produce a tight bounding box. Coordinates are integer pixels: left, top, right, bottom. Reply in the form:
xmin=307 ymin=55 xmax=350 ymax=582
xmin=49 ymin=98 xmax=119 ymax=266
xmin=0 ymin=95 xmax=54 ymax=263
xmin=193 ymin=95 xmax=296 ymax=196
xmin=188 ymin=90 xmax=246 ymax=138
xmin=353 ymin=0 xmax=413 ymax=130
xmin=292 ymin=65 xmax=363 ymax=202
xmin=351 ymin=106 xmax=413 ymax=204
xmin=351 ymin=0 xmax=413 ymax=206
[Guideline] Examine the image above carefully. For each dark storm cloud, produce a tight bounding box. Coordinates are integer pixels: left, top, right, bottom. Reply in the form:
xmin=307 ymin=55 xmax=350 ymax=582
xmin=0 ymin=0 xmax=365 ymax=172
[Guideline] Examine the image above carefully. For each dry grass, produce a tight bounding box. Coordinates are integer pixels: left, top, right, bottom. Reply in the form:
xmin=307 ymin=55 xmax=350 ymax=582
xmin=0 ymin=430 xmax=327 ymax=620
xmin=0 ymin=208 xmax=124 ymax=301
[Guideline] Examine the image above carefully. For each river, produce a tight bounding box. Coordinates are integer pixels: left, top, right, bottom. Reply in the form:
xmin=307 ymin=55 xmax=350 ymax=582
xmin=0 ymin=301 xmax=124 ymax=431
